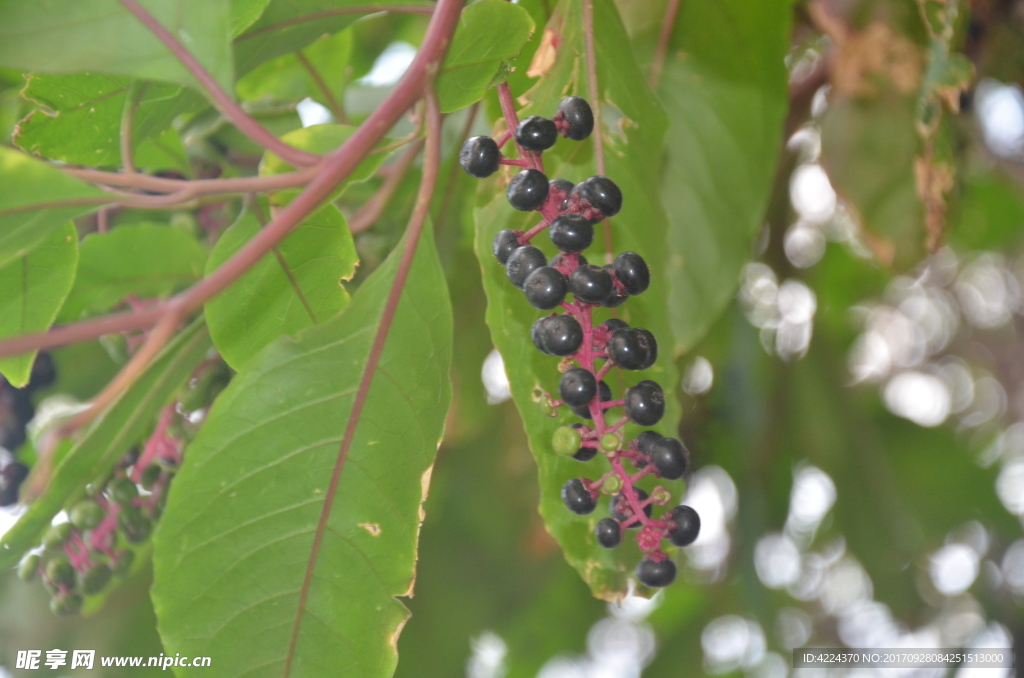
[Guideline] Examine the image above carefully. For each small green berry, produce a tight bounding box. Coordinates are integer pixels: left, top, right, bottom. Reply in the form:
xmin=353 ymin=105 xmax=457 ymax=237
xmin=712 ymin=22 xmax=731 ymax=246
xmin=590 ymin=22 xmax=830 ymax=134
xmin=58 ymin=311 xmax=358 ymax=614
xmin=652 ymin=487 xmax=673 ymax=505
xmin=112 ymin=550 xmax=135 ymax=578
xmin=45 ymin=558 xmax=76 ymax=588
xmin=108 ymin=477 xmax=138 ymax=504
xmin=117 ymin=507 xmax=151 ymax=544
xmin=539 ymin=397 xmax=555 ymax=416
xmin=70 ymin=500 xmax=104 ymax=530
xmin=553 ymin=426 xmax=583 ymax=456
xmin=141 ymin=464 xmax=162 ymax=490
xmin=602 ymin=475 xmax=623 ymax=494
xmin=18 ymin=554 xmax=40 ymax=582
xmin=600 ymin=432 xmax=622 ymax=452
xmin=78 ymin=564 xmax=112 ymax=595
xmin=49 ymin=592 xmax=83 ymax=616
xmin=42 ymin=522 xmax=72 ymax=550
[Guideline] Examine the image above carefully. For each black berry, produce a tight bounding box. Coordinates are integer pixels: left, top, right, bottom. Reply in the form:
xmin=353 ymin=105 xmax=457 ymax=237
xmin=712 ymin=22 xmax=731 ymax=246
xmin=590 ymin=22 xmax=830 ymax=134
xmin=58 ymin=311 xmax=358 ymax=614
xmin=636 ymin=556 xmax=676 ymax=588
xmin=598 ymin=318 xmax=629 ymax=334
xmin=613 ymin=252 xmax=650 ymax=295
xmin=0 ymin=461 xmax=29 ymax=506
xmin=634 ymin=328 xmax=658 ymax=369
xmin=571 ymin=380 xmax=611 ymax=419
xmin=595 ymin=517 xmax=622 ymax=548
xmin=633 ymin=430 xmax=663 ymax=469
xmin=610 ymin=488 xmax=652 ymax=526
xmin=515 ymin=116 xmax=558 ymax=151
xmin=607 ymin=329 xmax=650 ymax=370
xmin=507 ymin=169 xmax=549 ymax=211
xmin=493 ymin=229 xmax=522 ymax=265
xmin=568 ymin=423 xmax=597 ymax=461
xmin=541 ymin=315 xmax=584 ymax=356
xmin=625 ymin=380 xmax=665 ymax=426
xmin=29 ymin=353 xmax=57 ymax=391
xmin=667 ymin=505 xmax=701 ymax=546
xmin=651 ymin=437 xmax=689 ymax=480
xmin=524 ymin=266 xmax=567 ymax=309
xmin=557 ymin=96 xmax=595 ymax=140
xmin=602 ymin=288 xmax=629 ymax=308
xmin=549 ymin=178 xmax=575 ymax=196
xmin=549 ymin=214 xmax=593 ymax=252
xmin=569 ymin=265 xmax=613 ymax=304
xmin=578 ymin=176 xmax=622 ymax=217
xmin=561 ymin=478 xmax=596 ymax=515
xmin=532 ymin=317 xmax=555 ymax=355
xmin=459 ymin=136 xmax=501 ymax=178
xmin=559 ymin=368 xmax=597 ymax=407
xmin=506 ymin=246 xmax=547 ymax=288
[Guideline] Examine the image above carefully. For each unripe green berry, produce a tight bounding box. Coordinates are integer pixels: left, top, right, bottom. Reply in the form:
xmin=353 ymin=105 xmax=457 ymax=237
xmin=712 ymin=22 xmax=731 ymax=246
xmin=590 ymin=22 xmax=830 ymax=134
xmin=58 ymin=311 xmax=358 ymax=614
xmin=45 ymin=558 xmax=75 ymax=588
xmin=70 ymin=500 xmax=104 ymax=530
xmin=600 ymin=432 xmax=622 ymax=452
xmin=602 ymin=475 xmax=623 ymax=494
xmin=117 ymin=507 xmax=151 ymax=544
xmin=78 ymin=564 xmax=112 ymax=595
xmin=141 ymin=464 xmax=162 ymax=490
xmin=49 ymin=592 xmax=83 ymax=616
xmin=553 ymin=426 xmax=583 ymax=457
xmin=539 ymin=398 xmax=554 ymax=416
xmin=18 ymin=554 xmax=40 ymax=582
xmin=108 ymin=477 xmax=138 ymax=504
xmin=43 ymin=522 xmax=72 ymax=550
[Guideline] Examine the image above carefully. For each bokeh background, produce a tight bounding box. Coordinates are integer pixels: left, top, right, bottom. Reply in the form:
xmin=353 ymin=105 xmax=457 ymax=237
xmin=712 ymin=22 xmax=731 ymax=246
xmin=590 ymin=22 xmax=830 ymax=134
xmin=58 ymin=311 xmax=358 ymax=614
xmin=4 ymin=0 xmax=1024 ymax=676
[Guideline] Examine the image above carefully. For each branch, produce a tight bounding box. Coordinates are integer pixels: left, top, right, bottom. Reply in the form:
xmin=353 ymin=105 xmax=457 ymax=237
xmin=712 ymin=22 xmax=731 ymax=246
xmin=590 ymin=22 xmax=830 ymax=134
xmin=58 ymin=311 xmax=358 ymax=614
xmin=648 ymin=0 xmax=681 ymax=89
xmin=0 ymin=0 xmax=465 ymax=361
xmin=349 ymin=137 xmax=425 ymax=234
xmin=236 ymin=5 xmax=435 ymax=42
xmin=284 ymin=87 xmax=444 ymax=678
xmin=295 ymin=51 xmax=349 ymax=124
xmin=118 ymin=0 xmax=321 ymax=168
xmin=119 ymin=81 xmax=146 ymax=173
xmin=63 ymin=166 xmax=318 ymax=196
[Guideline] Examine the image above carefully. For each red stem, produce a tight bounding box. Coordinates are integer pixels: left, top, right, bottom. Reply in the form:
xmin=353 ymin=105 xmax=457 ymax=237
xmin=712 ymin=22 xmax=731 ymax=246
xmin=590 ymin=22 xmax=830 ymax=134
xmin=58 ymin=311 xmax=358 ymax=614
xmin=648 ymin=0 xmax=682 ymax=89
xmin=283 ymin=91 xmax=446 ymax=678
xmin=117 ymin=0 xmax=320 ymax=169
xmin=235 ymin=5 xmax=435 ymax=42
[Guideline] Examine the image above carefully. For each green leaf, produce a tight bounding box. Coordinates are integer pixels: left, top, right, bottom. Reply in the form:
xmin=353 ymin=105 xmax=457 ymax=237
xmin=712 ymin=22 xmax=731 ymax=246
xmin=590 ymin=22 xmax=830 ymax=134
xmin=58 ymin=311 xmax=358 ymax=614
xmin=0 ymin=320 xmax=210 ymax=571
xmin=59 ymin=223 xmax=207 ymax=322
xmin=0 ymin=0 xmax=234 ymax=92
xmin=436 ymin=0 xmax=535 ymax=114
xmin=233 ymin=0 xmax=433 ymax=76
xmin=237 ymin=30 xmax=352 ymax=111
xmin=14 ymin=72 xmax=204 ymax=168
xmin=473 ymin=0 xmax=680 ymax=599
xmin=231 ymin=0 xmax=273 ymax=38
xmin=659 ymin=0 xmax=793 ymax=352
xmin=0 ymin=147 xmax=105 ymax=270
xmin=152 ymin=222 xmax=452 ymax=678
xmin=205 ymin=202 xmax=357 ymax=370
xmin=0 ymin=222 xmax=78 ymax=387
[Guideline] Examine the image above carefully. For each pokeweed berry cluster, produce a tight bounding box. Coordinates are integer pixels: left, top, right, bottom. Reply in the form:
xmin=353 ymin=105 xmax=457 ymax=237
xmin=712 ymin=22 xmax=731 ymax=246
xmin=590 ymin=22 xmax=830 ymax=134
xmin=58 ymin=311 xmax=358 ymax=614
xmin=16 ymin=360 xmax=230 ymax=615
xmin=461 ymin=90 xmax=701 ymax=588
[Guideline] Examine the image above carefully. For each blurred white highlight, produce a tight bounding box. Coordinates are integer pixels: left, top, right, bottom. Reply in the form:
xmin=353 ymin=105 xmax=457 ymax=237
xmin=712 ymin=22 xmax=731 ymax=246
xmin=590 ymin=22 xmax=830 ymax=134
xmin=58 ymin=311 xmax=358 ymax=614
xmin=296 ymin=98 xmax=333 ymax=127
xmin=358 ymin=41 xmax=416 ymax=87
xmin=929 ymin=544 xmax=980 ymax=596
xmin=482 ymin=348 xmax=512 ymax=405
xmin=682 ymin=356 xmax=714 ymax=396
xmin=467 ymin=631 xmax=508 ymax=678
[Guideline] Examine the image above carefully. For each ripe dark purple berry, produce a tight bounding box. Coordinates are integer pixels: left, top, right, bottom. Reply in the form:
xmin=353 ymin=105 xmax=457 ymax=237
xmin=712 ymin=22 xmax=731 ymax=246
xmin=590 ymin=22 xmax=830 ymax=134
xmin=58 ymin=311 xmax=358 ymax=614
xmin=561 ymin=478 xmax=596 ymax=515
xmin=559 ymin=368 xmax=597 ymax=407
xmin=613 ymin=252 xmax=650 ymax=295
xmin=540 ymin=315 xmax=584 ymax=356
xmin=549 ymin=178 xmax=574 ymax=196
xmin=571 ymin=380 xmax=611 ymax=419
xmin=0 ymin=461 xmax=29 ymax=506
xmin=29 ymin=353 xmax=56 ymax=391
xmin=493 ymin=229 xmax=522 ymax=265
xmin=607 ymin=329 xmax=650 ymax=370
xmin=524 ymin=266 xmax=568 ymax=309
xmin=650 ymin=437 xmax=689 ymax=480
xmin=632 ymin=430 xmax=662 ymax=468
xmin=506 ymin=246 xmax=547 ymax=288
xmin=636 ymin=556 xmax=676 ymax=588
xmin=634 ymin=328 xmax=658 ymax=369
xmin=596 ymin=517 xmax=622 ymax=548
xmin=569 ymin=264 xmax=613 ymax=304
xmin=459 ymin=136 xmax=501 ymax=178
xmin=532 ymin=317 xmax=555 ymax=355
xmin=610 ymin=488 xmax=652 ymax=526
xmin=549 ymin=214 xmax=593 ymax=253
xmin=507 ymin=169 xmax=550 ymax=211
xmin=667 ymin=505 xmax=701 ymax=546
xmin=569 ymin=423 xmax=597 ymax=461
xmin=598 ymin=318 xmax=629 ymax=334
xmin=557 ymin=96 xmax=594 ymax=141
xmin=515 ymin=116 xmax=558 ymax=151
xmin=578 ymin=176 xmax=622 ymax=217
xmin=602 ymin=288 xmax=629 ymax=308
xmin=625 ymin=380 xmax=665 ymax=426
